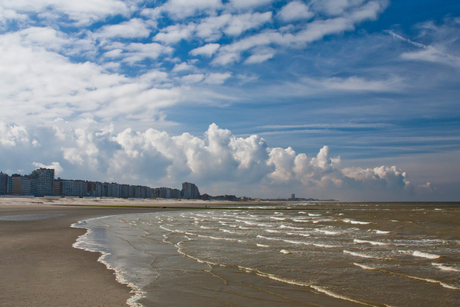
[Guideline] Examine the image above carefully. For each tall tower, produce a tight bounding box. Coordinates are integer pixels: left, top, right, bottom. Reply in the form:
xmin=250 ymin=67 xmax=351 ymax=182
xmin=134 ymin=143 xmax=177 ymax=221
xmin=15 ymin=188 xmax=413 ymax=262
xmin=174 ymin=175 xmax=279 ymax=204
xmin=30 ymin=168 xmax=55 ymax=196
xmin=182 ymin=182 xmax=200 ymax=199
xmin=0 ymin=172 xmax=8 ymax=195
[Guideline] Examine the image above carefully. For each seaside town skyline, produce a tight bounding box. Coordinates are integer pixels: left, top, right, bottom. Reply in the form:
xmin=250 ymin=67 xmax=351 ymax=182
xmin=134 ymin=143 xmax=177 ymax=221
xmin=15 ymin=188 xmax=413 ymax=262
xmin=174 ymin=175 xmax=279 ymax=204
xmin=0 ymin=167 xmax=320 ymax=201
xmin=0 ymin=1 xmax=459 ymax=201
xmin=0 ymin=168 xmax=203 ymax=200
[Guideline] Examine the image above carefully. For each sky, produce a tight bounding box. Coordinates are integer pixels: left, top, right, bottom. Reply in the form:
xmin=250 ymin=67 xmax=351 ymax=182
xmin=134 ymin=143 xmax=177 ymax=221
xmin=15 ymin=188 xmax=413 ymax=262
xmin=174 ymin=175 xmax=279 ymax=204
xmin=1 ymin=0 xmax=459 ymax=201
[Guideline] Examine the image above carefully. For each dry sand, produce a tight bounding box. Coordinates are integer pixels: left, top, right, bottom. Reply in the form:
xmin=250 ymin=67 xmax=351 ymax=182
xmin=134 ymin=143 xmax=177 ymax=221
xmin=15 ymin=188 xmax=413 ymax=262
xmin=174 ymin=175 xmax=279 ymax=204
xmin=0 ymin=197 xmax=253 ymax=306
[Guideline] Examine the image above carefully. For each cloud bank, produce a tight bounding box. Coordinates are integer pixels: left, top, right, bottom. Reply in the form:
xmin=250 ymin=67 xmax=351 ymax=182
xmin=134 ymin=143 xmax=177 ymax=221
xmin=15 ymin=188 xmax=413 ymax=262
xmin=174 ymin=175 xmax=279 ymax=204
xmin=0 ymin=121 xmax=413 ymax=200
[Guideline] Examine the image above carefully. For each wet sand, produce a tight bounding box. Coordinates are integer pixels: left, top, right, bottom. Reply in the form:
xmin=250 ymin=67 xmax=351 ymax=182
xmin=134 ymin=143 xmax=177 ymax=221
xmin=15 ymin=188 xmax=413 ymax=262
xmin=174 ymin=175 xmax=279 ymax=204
xmin=0 ymin=198 xmax=235 ymax=306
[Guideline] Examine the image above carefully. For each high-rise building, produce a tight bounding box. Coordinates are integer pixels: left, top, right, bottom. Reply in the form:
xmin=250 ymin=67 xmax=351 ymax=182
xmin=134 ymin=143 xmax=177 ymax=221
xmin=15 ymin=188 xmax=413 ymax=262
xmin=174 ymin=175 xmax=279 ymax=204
xmin=0 ymin=172 xmax=8 ymax=195
xmin=29 ymin=168 xmax=55 ymax=196
xmin=182 ymin=182 xmax=200 ymax=199
xmin=10 ymin=174 xmax=23 ymax=195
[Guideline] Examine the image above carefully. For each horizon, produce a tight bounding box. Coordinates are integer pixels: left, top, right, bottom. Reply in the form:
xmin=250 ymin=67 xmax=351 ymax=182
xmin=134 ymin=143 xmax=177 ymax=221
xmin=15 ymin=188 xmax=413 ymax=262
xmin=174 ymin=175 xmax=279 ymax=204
xmin=1 ymin=0 xmax=459 ymax=202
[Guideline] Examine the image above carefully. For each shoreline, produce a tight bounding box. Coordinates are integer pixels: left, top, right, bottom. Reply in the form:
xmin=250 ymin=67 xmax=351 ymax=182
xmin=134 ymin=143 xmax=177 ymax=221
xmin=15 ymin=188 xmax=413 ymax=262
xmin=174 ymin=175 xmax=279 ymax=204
xmin=0 ymin=200 xmax=178 ymax=307
xmin=2 ymin=198 xmax=458 ymax=306
xmin=0 ymin=197 xmax=275 ymax=306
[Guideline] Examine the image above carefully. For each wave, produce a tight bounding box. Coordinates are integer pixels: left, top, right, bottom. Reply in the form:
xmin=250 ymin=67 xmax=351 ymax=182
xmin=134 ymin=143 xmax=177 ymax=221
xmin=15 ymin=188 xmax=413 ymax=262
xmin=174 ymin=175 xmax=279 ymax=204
xmin=343 ymin=219 xmax=371 ymax=225
xmin=313 ymin=243 xmax=337 ymax=248
xmin=256 ymin=243 xmax=270 ymax=248
xmin=236 ymin=266 xmax=379 ymax=306
xmin=432 ymin=263 xmax=460 ymax=272
xmin=354 ymin=239 xmax=390 ymax=246
xmin=72 ymin=216 xmax=148 ymax=307
xmin=315 ymin=229 xmax=341 ymax=235
xmin=343 ymin=250 xmax=379 ymax=259
xmin=354 ymin=262 xmax=460 ymax=291
xmin=412 ymin=251 xmax=441 ymax=259
xmin=292 ymin=218 xmax=310 ymax=223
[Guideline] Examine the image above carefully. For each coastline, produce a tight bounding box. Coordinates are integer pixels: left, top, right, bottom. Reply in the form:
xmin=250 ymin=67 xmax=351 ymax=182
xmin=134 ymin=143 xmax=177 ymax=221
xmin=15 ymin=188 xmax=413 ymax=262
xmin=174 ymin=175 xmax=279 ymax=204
xmin=0 ymin=198 xmax=221 ymax=307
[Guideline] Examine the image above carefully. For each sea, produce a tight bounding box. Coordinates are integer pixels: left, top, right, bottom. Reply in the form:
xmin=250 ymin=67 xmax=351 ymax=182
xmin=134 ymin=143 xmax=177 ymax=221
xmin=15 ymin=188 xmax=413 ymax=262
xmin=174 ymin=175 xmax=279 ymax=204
xmin=72 ymin=202 xmax=460 ymax=307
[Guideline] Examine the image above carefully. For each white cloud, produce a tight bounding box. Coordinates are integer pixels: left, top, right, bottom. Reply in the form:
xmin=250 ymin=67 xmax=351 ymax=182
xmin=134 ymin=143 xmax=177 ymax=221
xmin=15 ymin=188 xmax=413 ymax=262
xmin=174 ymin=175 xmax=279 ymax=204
xmin=181 ymin=74 xmax=205 ymax=83
xmin=229 ymin=0 xmax=274 ymax=9
xmin=342 ymin=165 xmax=411 ymax=191
xmin=33 ymin=161 xmax=63 ymax=176
xmin=304 ymin=76 xmax=403 ymax=92
xmin=400 ymin=46 xmax=460 ymax=68
xmin=277 ymin=1 xmax=314 ymax=22
xmin=195 ymin=14 xmax=232 ymax=41
xmin=154 ymin=23 xmax=196 ymax=44
xmin=244 ymin=47 xmax=275 ymax=64
xmin=0 ymin=31 xmax=179 ymax=125
xmin=0 ymin=0 xmax=133 ymax=25
xmin=190 ymin=43 xmax=220 ymax=57
xmin=0 ymin=123 xmax=29 ymax=147
xmin=312 ymin=0 xmax=368 ymax=16
xmin=172 ymin=62 xmax=195 ymax=72
xmin=161 ymin=0 xmax=223 ymax=19
xmin=94 ymin=18 xmax=151 ymax=39
xmin=224 ymin=12 xmax=272 ymax=36
xmin=203 ymin=72 xmax=232 ymax=84
xmin=102 ymin=42 xmax=173 ymax=64
xmin=0 ymin=122 xmax=418 ymax=199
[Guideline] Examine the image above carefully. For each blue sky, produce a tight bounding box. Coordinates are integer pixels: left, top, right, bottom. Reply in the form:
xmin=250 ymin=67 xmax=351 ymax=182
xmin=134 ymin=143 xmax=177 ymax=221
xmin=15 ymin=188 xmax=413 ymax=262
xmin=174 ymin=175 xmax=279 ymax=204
xmin=1 ymin=0 xmax=459 ymax=201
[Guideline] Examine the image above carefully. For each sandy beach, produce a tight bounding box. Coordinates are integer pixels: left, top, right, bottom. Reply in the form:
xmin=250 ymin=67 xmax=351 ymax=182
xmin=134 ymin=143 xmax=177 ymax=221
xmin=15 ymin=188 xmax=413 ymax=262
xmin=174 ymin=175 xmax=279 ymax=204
xmin=0 ymin=197 xmax=242 ymax=307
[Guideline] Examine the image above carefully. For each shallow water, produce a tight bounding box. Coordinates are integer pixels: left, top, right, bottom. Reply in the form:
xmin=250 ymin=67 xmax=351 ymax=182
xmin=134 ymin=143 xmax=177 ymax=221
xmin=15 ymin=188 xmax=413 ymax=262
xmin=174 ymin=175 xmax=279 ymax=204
xmin=72 ymin=202 xmax=460 ymax=306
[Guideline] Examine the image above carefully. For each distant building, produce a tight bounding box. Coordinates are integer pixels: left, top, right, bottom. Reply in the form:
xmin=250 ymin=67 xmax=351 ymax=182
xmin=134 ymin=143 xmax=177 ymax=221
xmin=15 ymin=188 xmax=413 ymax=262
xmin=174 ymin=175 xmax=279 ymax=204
xmin=182 ymin=182 xmax=200 ymax=199
xmin=20 ymin=176 xmax=32 ymax=195
xmin=291 ymin=194 xmax=295 ymax=200
xmin=0 ymin=167 xmax=206 ymax=200
xmin=10 ymin=174 xmax=24 ymax=195
xmin=29 ymin=168 xmax=55 ymax=196
xmin=171 ymin=188 xmax=181 ymax=199
xmin=0 ymin=172 xmax=8 ymax=195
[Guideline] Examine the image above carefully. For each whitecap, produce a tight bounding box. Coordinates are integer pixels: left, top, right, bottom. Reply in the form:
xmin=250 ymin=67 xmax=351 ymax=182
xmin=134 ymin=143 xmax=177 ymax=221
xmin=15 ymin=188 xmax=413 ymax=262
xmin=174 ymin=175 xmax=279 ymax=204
xmin=432 ymin=263 xmax=460 ymax=272
xmin=280 ymin=249 xmax=291 ymax=254
xmin=257 ymin=243 xmax=270 ymax=248
xmin=313 ymin=243 xmax=336 ymax=248
xmin=353 ymin=263 xmax=375 ymax=270
xmin=315 ymin=229 xmax=340 ymax=235
xmin=412 ymin=251 xmax=441 ymax=259
xmin=343 ymin=250 xmax=377 ymax=259
xmin=343 ymin=219 xmax=370 ymax=225
xmin=354 ymin=239 xmax=389 ymax=246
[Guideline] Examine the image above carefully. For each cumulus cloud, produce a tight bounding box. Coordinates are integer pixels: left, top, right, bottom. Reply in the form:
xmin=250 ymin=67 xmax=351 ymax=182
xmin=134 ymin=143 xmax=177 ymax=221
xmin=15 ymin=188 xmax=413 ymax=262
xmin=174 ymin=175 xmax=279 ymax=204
xmin=0 ymin=123 xmax=29 ymax=147
xmin=33 ymin=161 xmax=63 ymax=176
xmin=229 ymin=0 xmax=274 ymax=9
xmin=0 ymin=0 xmax=133 ymax=25
xmin=203 ymin=72 xmax=232 ymax=84
xmin=172 ymin=62 xmax=196 ymax=72
xmin=154 ymin=23 xmax=196 ymax=44
xmin=0 ymin=122 xmax=415 ymax=198
xmin=181 ymin=74 xmax=205 ymax=83
xmin=0 ymin=31 xmax=179 ymax=125
xmin=94 ymin=18 xmax=152 ymax=39
xmin=190 ymin=43 xmax=221 ymax=57
xmin=277 ymin=1 xmax=314 ymax=22
xmin=161 ymin=0 xmax=223 ymax=19
xmin=223 ymin=12 xmax=272 ymax=36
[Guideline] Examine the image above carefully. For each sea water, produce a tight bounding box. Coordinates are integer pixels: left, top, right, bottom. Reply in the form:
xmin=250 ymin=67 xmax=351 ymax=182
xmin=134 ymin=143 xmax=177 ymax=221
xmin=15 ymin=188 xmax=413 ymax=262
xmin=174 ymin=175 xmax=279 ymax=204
xmin=72 ymin=202 xmax=460 ymax=306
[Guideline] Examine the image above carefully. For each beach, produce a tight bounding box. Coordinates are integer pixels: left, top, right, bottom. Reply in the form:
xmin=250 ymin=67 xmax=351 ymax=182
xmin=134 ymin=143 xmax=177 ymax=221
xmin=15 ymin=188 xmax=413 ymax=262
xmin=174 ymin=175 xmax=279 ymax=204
xmin=0 ymin=197 xmax=234 ymax=306
xmin=2 ymin=198 xmax=459 ymax=307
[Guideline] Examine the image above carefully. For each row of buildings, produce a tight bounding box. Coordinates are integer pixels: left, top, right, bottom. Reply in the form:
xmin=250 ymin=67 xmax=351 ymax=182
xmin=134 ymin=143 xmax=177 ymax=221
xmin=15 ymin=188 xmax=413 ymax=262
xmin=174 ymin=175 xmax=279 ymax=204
xmin=0 ymin=168 xmax=201 ymax=199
